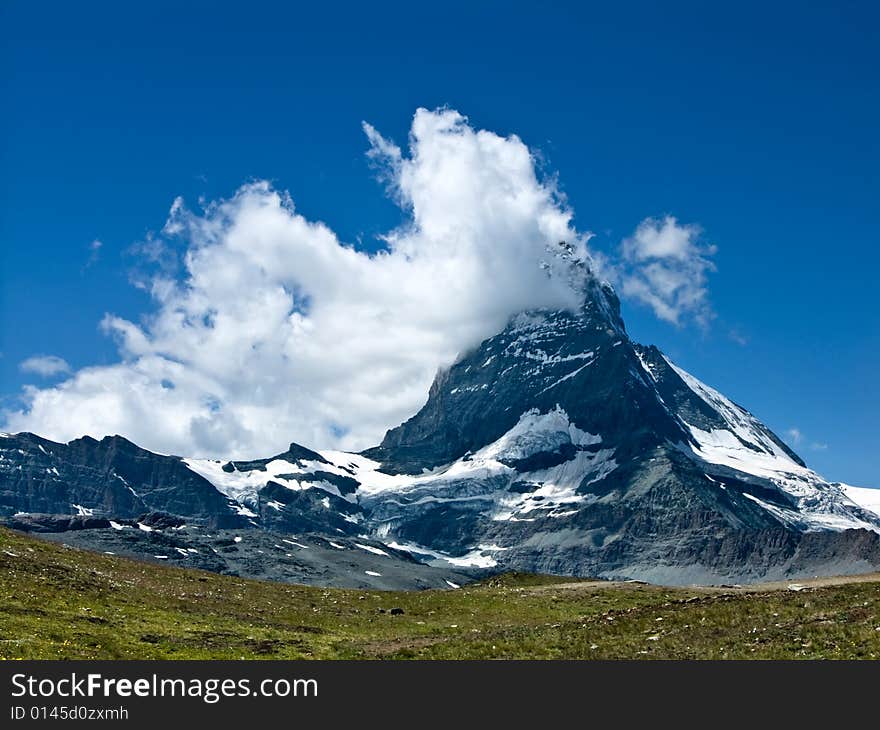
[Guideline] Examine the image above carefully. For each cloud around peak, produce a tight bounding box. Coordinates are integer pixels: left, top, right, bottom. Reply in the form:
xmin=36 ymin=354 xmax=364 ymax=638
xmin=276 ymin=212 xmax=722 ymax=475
xmin=4 ymin=108 xmax=594 ymax=458
xmin=4 ymin=108 xmax=718 ymax=459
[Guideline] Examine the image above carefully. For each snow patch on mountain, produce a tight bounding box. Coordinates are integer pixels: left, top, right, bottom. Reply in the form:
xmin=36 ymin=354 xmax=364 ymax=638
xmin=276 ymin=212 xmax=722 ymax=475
xmin=666 ymin=356 xmax=795 ymax=463
xmin=385 ymin=540 xmax=504 ymax=568
xmin=493 ymin=450 xmax=616 ymax=521
xmin=842 ymin=485 xmax=880 ymax=519
xmin=343 ymin=407 xmax=617 ymax=550
xmin=318 ymin=451 xmax=414 ymax=496
xmin=478 ymin=406 xmax=600 ymax=462
xmin=741 ymin=492 xmax=879 ymax=533
xmin=635 ymin=350 xmax=659 ymax=382
xmin=184 ymin=456 xmax=358 ymax=508
xmin=682 ymin=424 xmax=804 ymax=482
xmin=666 ymin=356 xmax=880 ymax=533
xmin=355 ymin=543 xmax=389 ymax=556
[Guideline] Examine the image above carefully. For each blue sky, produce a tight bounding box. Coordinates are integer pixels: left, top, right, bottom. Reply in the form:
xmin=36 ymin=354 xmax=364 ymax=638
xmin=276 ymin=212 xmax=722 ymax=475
xmin=1 ymin=1 xmax=877 ymax=484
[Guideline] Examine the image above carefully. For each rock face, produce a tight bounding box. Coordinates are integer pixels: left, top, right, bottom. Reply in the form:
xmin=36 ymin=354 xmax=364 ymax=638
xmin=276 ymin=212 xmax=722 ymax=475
xmin=2 ymin=270 xmax=879 ymax=586
xmin=0 ymin=433 xmax=243 ymax=528
xmin=365 ymin=282 xmax=679 ymax=474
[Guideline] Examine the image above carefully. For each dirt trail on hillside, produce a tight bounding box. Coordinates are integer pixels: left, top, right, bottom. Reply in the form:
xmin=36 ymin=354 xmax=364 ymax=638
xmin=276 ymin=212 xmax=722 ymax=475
xmin=524 ymin=572 xmax=880 ymax=595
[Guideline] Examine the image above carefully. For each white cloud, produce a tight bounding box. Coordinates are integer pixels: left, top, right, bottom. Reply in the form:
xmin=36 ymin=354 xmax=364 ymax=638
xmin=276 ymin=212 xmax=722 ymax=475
xmin=786 ymin=428 xmax=828 ymax=452
xmin=785 ymin=427 xmax=829 ymax=454
xmin=618 ymin=216 xmax=716 ymax=327
xmin=19 ymin=355 xmax=71 ymax=377
xmin=728 ymin=329 xmax=749 ymax=347
xmin=3 ymin=108 xmax=592 ymax=458
xmin=83 ymin=238 xmax=103 ymax=269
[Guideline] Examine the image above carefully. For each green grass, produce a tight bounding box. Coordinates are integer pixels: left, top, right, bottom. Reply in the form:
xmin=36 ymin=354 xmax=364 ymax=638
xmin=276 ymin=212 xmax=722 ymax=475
xmin=1 ymin=527 xmax=879 ymax=659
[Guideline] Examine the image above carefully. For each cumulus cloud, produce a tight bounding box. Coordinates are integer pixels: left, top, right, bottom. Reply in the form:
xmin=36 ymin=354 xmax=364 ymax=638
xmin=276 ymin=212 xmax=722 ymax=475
xmin=3 ymin=108 xmax=592 ymax=458
xmin=618 ymin=216 xmax=716 ymax=327
xmin=19 ymin=355 xmax=71 ymax=377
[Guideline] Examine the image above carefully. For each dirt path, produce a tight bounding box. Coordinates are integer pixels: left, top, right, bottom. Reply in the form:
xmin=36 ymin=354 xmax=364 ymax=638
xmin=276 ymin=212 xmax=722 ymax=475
xmin=729 ymin=572 xmax=880 ymax=593
xmin=523 ymin=572 xmax=880 ymax=595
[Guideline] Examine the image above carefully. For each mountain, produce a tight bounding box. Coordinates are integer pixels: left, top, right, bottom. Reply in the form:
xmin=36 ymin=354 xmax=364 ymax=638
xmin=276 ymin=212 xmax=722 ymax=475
xmin=2 ymin=267 xmax=879 ymax=585
xmin=353 ymin=280 xmax=880 ymax=582
xmin=0 ymin=432 xmax=243 ymax=527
